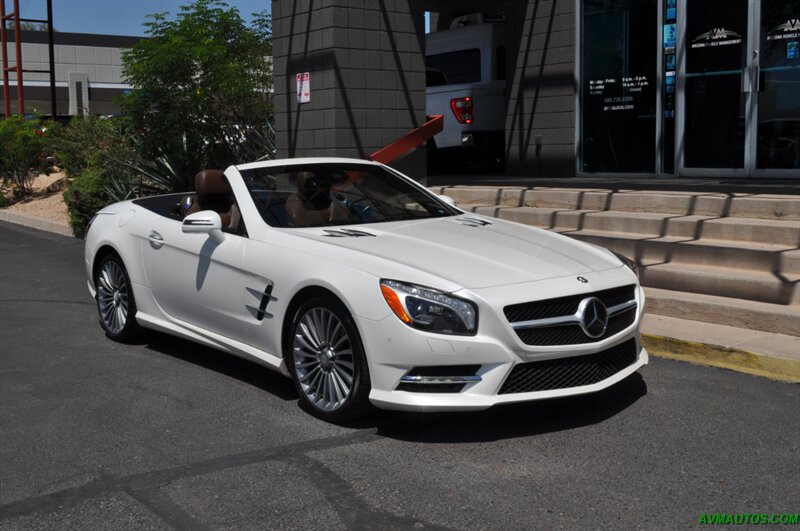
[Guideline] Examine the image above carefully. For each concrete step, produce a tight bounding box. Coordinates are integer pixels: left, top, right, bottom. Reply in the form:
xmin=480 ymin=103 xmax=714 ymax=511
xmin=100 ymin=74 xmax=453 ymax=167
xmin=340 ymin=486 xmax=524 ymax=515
xmin=640 ymin=262 xmax=799 ymax=306
xmin=466 ymin=205 xmax=800 ymax=246
xmin=433 ymin=186 xmax=800 ymax=221
xmin=644 ymin=287 xmax=800 ymax=337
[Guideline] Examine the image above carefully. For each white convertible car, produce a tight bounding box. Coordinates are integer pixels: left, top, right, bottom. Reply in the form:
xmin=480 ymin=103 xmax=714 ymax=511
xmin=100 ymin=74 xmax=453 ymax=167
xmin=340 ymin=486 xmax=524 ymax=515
xmin=85 ymin=157 xmax=647 ymax=421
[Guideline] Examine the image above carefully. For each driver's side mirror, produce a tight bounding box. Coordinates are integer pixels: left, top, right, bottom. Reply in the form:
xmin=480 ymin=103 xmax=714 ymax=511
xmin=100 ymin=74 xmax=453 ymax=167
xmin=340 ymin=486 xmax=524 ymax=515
xmin=182 ymin=210 xmax=225 ymax=244
xmin=438 ymin=194 xmax=457 ymax=207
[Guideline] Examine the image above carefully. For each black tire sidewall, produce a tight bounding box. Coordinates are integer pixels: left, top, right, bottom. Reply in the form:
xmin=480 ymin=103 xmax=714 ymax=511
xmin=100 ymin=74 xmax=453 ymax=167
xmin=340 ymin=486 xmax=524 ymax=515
xmin=286 ymin=295 xmax=372 ymax=423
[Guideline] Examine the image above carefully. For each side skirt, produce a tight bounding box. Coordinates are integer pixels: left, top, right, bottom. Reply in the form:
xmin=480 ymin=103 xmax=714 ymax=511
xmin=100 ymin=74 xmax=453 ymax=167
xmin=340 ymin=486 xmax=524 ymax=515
xmin=135 ymin=311 xmax=290 ymax=378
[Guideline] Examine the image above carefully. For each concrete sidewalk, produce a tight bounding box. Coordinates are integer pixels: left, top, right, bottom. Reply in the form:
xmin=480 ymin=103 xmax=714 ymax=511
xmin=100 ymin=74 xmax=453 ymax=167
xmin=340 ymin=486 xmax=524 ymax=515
xmin=2 ymin=206 xmax=798 ymax=383
xmin=642 ymin=314 xmax=800 ymax=383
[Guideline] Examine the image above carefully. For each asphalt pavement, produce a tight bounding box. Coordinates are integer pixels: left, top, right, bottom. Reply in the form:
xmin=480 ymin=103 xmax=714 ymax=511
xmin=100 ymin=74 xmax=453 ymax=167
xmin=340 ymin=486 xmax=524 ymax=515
xmin=1 ymin=221 xmax=798 ymax=530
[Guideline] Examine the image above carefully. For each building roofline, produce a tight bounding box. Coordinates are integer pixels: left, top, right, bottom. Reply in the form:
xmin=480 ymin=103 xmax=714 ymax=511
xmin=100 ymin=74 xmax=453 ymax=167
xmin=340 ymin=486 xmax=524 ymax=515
xmin=5 ymin=30 xmax=143 ymax=48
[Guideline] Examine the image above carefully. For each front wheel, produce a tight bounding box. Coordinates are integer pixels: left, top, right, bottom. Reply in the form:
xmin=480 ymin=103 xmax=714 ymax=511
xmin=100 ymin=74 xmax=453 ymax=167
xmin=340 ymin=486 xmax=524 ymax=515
xmin=286 ymin=296 xmax=373 ymax=423
xmin=95 ymin=253 xmax=141 ymax=342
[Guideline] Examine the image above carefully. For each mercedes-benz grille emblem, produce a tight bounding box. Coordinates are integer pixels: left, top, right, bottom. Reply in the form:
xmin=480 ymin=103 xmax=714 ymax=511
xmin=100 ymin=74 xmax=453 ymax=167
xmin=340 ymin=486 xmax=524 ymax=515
xmin=578 ymin=297 xmax=608 ymax=338
xmin=577 ymin=276 xmax=588 ymax=283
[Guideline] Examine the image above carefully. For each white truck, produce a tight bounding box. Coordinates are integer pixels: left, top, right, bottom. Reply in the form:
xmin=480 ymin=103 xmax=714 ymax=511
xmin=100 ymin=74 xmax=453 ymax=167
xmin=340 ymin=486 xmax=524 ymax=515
xmin=426 ymin=21 xmax=506 ymax=171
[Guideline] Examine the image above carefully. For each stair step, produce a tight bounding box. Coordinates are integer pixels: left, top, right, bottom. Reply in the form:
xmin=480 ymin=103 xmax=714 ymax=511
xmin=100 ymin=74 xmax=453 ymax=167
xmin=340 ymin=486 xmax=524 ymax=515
xmin=640 ymin=262 xmax=799 ymax=306
xmin=467 ymin=205 xmax=800 ymax=246
xmin=645 ymin=287 xmax=800 ymax=337
xmin=434 ymin=187 xmax=800 ymax=220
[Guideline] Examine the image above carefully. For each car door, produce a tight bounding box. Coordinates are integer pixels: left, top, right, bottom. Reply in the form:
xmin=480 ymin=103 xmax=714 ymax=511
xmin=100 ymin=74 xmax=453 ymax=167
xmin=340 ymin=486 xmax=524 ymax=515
xmin=141 ymin=218 xmax=248 ymax=341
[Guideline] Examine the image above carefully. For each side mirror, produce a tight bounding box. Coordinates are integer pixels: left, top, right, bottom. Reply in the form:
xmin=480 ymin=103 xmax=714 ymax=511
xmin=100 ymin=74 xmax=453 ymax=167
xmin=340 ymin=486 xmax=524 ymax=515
xmin=438 ymin=194 xmax=457 ymax=207
xmin=182 ymin=210 xmax=225 ymax=244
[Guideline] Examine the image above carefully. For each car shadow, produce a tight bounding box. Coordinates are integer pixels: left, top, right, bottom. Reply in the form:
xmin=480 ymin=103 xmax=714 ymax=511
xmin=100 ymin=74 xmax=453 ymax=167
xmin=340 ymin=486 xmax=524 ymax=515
xmin=140 ymin=331 xmax=298 ymax=401
xmin=365 ymin=373 xmax=648 ymax=443
xmin=135 ymin=331 xmax=647 ymax=441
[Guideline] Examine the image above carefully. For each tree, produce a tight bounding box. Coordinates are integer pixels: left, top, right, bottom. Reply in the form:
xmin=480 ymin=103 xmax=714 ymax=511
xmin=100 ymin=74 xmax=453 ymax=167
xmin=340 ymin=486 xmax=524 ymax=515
xmin=120 ymin=0 xmax=273 ymax=191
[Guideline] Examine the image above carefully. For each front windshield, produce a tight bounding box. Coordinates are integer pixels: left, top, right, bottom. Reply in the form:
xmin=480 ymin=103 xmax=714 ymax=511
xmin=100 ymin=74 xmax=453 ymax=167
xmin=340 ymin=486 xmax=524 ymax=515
xmin=239 ymin=162 xmax=459 ymax=228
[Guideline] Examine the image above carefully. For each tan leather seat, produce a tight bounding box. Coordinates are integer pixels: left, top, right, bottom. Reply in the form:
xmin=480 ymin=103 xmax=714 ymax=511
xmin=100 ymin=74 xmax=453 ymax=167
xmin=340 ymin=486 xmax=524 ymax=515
xmin=185 ymin=169 xmax=242 ymax=233
xmin=285 ymin=171 xmax=332 ymax=227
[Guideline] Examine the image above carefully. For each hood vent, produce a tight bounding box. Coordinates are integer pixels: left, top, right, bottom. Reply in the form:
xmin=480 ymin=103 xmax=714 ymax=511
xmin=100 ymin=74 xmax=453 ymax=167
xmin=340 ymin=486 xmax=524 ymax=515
xmin=456 ymin=217 xmax=493 ymax=228
xmin=322 ymin=228 xmax=377 ymax=238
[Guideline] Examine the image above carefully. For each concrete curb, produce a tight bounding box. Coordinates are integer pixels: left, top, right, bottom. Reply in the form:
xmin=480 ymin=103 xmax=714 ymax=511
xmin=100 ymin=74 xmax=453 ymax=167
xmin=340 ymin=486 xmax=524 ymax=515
xmin=0 ymin=210 xmax=74 ymax=237
xmin=643 ymin=334 xmax=800 ymax=383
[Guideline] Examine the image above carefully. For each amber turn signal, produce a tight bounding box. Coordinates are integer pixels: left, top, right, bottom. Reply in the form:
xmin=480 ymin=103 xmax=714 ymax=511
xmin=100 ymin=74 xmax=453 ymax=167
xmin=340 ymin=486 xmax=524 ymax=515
xmin=380 ymin=284 xmax=412 ymax=324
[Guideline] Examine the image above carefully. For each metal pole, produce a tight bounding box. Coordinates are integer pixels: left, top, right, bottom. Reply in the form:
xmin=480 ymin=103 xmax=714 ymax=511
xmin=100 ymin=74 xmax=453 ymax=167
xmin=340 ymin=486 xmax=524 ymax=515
xmin=46 ymin=0 xmax=55 ymax=118
xmin=12 ymin=0 xmax=23 ymax=115
xmin=1 ymin=0 xmax=11 ymax=117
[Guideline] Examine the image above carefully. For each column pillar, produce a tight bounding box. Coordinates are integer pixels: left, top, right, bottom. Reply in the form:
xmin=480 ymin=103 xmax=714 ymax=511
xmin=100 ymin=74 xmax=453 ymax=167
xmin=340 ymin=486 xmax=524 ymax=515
xmin=272 ymin=0 xmax=427 ymax=180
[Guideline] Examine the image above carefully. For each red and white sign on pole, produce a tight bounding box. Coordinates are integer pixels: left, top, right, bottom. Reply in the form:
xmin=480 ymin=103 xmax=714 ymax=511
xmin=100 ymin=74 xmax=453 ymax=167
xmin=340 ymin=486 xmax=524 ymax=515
xmin=296 ymin=72 xmax=310 ymax=104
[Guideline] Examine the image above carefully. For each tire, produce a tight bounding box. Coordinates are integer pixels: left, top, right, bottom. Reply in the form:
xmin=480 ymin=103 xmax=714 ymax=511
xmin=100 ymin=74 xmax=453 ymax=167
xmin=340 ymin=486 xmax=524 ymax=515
xmin=285 ymin=295 xmax=373 ymax=423
xmin=95 ymin=253 xmax=141 ymax=342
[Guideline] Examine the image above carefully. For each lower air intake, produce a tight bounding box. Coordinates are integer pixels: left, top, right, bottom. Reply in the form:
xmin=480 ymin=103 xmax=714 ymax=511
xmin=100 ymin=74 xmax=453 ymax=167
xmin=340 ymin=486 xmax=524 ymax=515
xmin=499 ymin=339 xmax=638 ymax=394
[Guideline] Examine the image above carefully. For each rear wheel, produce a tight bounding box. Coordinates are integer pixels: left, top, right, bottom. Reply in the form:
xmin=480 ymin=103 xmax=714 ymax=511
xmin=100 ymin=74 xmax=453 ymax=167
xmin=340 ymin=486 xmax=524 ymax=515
xmin=95 ymin=254 xmax=141 ymax=342
xmin=286 ymin=296 xmax=372 ymax=423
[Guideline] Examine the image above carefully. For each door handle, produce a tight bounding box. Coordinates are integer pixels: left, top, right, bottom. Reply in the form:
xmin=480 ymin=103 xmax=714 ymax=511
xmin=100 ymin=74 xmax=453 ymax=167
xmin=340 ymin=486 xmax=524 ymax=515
xmin=148 ymin=231 xmax=164 ymax=247
xmin=755 ymin=65 xmax=763 ymax=92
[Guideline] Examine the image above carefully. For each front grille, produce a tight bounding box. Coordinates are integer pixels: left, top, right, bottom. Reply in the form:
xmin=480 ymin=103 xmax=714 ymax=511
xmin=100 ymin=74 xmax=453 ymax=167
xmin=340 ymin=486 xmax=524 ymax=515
xmin=499 ymin=339 xmax=638 ymax=394
xmin=504 ymin=285 xmax=636 ymax=346
xmin=514 ymin=308 xmax=636 ymax=346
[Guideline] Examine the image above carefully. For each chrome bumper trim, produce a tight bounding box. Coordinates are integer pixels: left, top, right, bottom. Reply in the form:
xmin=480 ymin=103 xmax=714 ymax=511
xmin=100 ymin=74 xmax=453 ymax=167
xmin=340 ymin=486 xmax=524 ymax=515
xmin=399 ymin=375 xmax=482 ymax=384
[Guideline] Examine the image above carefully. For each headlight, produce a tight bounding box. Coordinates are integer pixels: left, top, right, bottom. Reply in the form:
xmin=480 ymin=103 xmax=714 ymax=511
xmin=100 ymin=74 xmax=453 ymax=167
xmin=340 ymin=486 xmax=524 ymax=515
xmin=613 ymin=251 xmax=639 ymax=277
xmin=380 ymin=279 xmax=477 ymax=335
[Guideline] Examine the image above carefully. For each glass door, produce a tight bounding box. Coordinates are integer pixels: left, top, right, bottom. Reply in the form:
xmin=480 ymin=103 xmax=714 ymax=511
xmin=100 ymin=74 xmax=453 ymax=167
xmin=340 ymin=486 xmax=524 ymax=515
xmin=678 ymin=0 xmax=800 ymax=176
xmin=680 ymin=0 xmax=749 ymax=174
xmin=755 ymin=0 xmax=800 ymax=173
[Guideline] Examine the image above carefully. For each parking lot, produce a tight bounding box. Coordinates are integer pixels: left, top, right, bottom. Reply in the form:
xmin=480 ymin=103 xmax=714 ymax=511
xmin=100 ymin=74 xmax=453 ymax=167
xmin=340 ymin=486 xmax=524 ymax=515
xmin=0 ymin=221 xmax=798 ymax=529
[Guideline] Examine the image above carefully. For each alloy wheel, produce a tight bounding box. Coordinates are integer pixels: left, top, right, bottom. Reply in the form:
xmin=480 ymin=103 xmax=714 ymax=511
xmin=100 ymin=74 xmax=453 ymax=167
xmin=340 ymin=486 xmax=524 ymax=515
xmin=97 ymin=259 xmax=129 ymax=334
xmin=292 ymin=307 xmax=356 ymax=412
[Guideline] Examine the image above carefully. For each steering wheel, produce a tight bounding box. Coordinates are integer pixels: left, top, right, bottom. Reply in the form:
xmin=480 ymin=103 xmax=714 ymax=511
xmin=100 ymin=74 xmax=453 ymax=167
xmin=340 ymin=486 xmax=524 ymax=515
xmin=330 ymin=191 xmax=372 ymax=219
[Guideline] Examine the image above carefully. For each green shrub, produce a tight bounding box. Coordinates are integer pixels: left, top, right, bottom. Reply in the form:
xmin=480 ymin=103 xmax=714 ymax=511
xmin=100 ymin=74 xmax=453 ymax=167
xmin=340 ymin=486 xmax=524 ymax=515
xmin=49 ymin=115 xmax=134 ymax=178
xmin=0 ymin=116 xmax=51 ymax=197
xmin=63 ymin=167 xmax=110 ymax=238
xmin=57 ymin=116 xmax=143 ymax=236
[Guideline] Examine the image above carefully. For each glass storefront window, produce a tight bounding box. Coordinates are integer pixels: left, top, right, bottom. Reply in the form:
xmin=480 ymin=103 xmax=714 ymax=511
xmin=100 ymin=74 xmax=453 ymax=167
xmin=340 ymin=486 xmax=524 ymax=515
xmin=757 ymin=0 xmax=800 ymax=169
xmin=580 ymin=0 xmax=657 ymax=173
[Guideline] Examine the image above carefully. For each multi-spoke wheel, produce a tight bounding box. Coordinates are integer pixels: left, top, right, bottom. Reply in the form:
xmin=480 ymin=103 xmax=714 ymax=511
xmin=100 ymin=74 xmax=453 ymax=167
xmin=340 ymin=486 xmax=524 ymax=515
xmin=95 ymin=253 xmax=140 ymax=341
xmin=287 ymin=296 xmax=372 ymax=422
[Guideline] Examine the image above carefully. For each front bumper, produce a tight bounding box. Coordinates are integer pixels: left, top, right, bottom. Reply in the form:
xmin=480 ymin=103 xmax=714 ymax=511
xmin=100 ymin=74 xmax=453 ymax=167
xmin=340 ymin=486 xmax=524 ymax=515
xmin=359 ymin=319 xmax=647 ymax=413
xmin=359 ymin=279 xmax=648 ymax=412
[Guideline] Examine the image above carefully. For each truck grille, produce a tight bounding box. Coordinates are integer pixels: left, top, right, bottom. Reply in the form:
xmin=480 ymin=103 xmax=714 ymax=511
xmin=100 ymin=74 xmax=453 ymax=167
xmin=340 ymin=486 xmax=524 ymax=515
xmin=498 ymin=339 xmax=638 ymax=394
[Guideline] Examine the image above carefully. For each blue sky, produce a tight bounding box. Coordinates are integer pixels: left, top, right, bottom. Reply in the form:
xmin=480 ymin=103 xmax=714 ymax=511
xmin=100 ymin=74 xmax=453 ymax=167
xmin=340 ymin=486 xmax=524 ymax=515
xmin=17 ymin=0 xmax=270 ymax=37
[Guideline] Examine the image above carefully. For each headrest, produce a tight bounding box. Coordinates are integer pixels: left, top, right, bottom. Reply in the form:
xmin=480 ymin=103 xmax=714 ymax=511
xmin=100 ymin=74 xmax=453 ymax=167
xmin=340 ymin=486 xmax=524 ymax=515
xmin=296 ymin=170 xmax=329 ymax=199
xmin=194 ymin=169 xmax=230 ymax=200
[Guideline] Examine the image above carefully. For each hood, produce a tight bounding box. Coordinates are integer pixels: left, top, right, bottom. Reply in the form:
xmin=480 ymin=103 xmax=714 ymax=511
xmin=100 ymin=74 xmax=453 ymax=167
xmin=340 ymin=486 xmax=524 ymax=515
xmin=290 ymin=215 xmax=622 ymax=290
